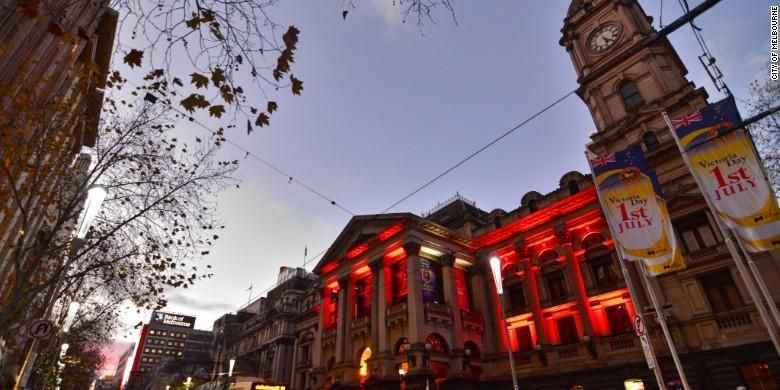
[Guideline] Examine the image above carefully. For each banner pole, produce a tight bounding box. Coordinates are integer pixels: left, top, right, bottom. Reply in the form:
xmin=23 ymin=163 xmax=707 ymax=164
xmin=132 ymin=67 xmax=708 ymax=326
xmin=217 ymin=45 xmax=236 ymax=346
xmin=637 ymin=263 xmax=691 ymax=390
xmin=585 ymin=151 xmax=667 ymax=390
xmin=733 ymin=230 xmax=780 ymax=329
xmin=663 ymin=111 xmax=780 ymax=356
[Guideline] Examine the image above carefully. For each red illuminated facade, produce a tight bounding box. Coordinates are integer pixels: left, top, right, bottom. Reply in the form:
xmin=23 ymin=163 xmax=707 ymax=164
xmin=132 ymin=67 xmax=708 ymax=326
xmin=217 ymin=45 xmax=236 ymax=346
xmin=295 ymin=171 xmax=661 ymax=389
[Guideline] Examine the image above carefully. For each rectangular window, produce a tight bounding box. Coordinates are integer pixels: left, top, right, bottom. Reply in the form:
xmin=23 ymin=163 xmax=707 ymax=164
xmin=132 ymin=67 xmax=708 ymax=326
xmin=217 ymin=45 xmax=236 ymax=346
xmin=590 ymin=255 xmax=617 ymax=290
xmin=454 ymin=268 xmax=471 ymax=311
xmin=354 ymin=277 xmax=371 ymax=319
xmin=516 ymin=326 xmax=533 ymax=352
xmin=391 ymin=259 xmax=408 ymax=304
xmin=741 ymin=363 xmax=778 ymax=389
xmin=507 ymin=283 xmax=527 ymax=314
xmin=674 ymin=211 xmax=719 ymax=253
xmin=557 ymin=316 xmax=579 ymax=344
xmin=700 ymin=270 xmax=743 ymax=312
xmin=545 ymin=270 xmax=568 ymax=303
xmin=605 ymin=304 xmax=632 ymax=335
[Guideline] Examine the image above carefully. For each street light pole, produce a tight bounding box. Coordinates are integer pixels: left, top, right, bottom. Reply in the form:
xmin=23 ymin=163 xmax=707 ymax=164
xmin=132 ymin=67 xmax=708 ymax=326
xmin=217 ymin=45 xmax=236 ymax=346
xmin=489 ymin=256 xmax=519 ymax=390
xmin=14 ymin=184 xmax=107 ymax=390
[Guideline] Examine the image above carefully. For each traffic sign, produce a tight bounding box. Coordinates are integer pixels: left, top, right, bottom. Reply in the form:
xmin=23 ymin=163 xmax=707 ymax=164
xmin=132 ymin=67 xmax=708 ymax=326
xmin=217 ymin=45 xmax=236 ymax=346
xmin=633 ymin=314 xmax=645 ymax=337
xmin=27 ymin=319 xmax=54 ymax=339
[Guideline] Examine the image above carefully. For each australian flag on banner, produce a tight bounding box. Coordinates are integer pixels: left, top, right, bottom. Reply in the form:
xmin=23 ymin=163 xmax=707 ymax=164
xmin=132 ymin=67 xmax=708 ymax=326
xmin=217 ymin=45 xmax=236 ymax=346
xmin=671 ymin=96 xmax=742 ymax=151
xmin=670 ymin=96 xmax=780 ymax=252
xmin=588 ymin=144 xmax=685 ymax=275
xmin=590 ymin=145 xmax=663 ymax=196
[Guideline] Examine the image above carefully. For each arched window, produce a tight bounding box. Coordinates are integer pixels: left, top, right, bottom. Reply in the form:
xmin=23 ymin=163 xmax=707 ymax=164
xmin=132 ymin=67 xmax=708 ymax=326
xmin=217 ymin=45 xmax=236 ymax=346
xmin=582 ymin=233 xmax=605 ymax=249
xmin=619 ymin=80 xmax=643 ymax=109
xmin=426 ymin=333 xmax=449 ymax=354
xmin=394 ymin=337 xmax=410 ymax=355
xmin=539 ymin=250 xmax=559 ymax=264
xmin=327 ymin=356 xmax=336 ymax=370
xmin=464 ymin=341 xmax=481 ymax=360
xmin=502 ymin=262 xmax=520 ymax=279
xmin=568 ymin=180 xmax=580 ymax=195
xmin=358 ymin=347 xmax=372 ymax=378
xmin=642 ymin=131 xmax=660 ymax=150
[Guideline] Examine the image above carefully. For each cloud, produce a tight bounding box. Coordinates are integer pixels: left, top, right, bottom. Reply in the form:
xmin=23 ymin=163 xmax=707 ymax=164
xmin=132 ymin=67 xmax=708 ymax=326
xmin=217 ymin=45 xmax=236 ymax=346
xmin=369 ymin=0 xmax=402 ymax=26
xmin=165 ymin=291 xmax=234 ymax=313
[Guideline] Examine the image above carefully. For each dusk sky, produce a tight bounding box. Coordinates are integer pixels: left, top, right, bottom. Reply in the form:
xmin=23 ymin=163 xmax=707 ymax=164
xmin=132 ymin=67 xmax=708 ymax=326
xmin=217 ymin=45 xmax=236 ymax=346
xmin=113 ymin=0 xmax=769 ymax=346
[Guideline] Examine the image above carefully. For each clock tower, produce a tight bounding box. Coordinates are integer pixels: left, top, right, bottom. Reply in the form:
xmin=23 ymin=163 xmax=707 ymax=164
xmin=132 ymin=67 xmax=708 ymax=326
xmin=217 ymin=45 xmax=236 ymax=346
xmin=560 ymin=0 xmax=709 ymax=169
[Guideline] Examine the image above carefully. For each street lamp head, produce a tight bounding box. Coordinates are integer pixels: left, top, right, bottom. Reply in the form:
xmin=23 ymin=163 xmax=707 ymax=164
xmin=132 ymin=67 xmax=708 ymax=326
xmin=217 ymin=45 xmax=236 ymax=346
xmin=75 ymin=184 xmax=108 ymax=239
xmin=62 ymin=301 xmax=80 ymax=333
xmin=489 ymin=256 xmax=503 ymax=294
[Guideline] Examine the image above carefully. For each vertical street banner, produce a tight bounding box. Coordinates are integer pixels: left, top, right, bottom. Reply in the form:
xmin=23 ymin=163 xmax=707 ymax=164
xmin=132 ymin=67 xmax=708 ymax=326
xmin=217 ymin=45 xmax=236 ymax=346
xmin=589 ymin=145 xmax=685 ymax=275
xmin=419 ymin=258 xmax=438 ymax=302
xmin=670 ymin=96 xmax=780 ymax=252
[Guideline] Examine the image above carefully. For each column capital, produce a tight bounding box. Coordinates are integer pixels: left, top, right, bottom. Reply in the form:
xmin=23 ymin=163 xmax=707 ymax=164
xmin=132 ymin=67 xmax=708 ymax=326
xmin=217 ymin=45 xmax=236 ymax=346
xmin=466 ymin=262 xmax=489 ymax=277
xmin=403 ymin=241 xmax=421 ymax=256
xmin=513 ymin=240 xmax=531 ymax=259
xmin=368 ymin=257 xmax=384 ymax=271
xmin=439 ymin=253 xmax=456 ymax=267
xmin=338 ymin=273 xmax=350 ymax=288
xmin=554 ymin=223 xmax=573 ymax=245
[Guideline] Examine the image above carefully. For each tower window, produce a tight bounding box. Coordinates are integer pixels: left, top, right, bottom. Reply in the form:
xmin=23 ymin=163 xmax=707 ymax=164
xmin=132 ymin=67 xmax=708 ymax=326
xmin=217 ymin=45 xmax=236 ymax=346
xmin=619 ymin=80 xmax=643 ymax=109
xmin=568 ymin=180 xmax=579 ymax=195
xmin=642 ymin=131 xmax=660 ymax=150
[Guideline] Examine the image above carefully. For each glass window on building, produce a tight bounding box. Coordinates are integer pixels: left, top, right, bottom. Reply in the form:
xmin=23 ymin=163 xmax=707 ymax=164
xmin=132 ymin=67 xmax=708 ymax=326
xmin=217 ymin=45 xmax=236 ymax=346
xmin=454 ymin=268 xmax=472 ymax=311
xmin=391 ymin=259 xmax=408 ymax=304
xmin=674 ymin=211 xmax=719 ymax=253
xmin=590 ymin=254 xmax=617 ymax=290
xmin=606 ymin=304 xmax=632 ymax=335
xmin=700 ymin=270 xmax=743 ymax=313
xmin=354 ymin=276 xmax=371 ymax=319
xmin=507 ymin=283 xmax=527 ymax=314
xmin=619 ymin=80 xmax=643 ymax=109
xmin=557 ymin=316 xmax=579 ymax=344
xmin=545 ymin=270 xmax=568 ymax=303
xmin=741 ymin=363 xmax=778 ymax=389
xmin=516 ymin=326 xmax=533 ymax=352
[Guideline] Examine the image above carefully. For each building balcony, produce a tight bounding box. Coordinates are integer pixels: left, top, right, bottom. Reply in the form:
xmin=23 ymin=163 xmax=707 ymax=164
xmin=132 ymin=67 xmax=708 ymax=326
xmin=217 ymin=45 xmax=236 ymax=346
xmin=686 ymin=242 xmax=728 ymax=264
xmin=461 ymin=310 xmax=484 ymax=333
xmin=714 ymin=308 xmax=753 ymax=330
xmin=386 ymin=301 xmax=408 ymax=327
xmin=424 ymin=301 xmax=453 ymax=326
xmin=351 ymin=315 xmax=371 ymax=338
xmin=321 ymin=327 xmax=337 ymax=348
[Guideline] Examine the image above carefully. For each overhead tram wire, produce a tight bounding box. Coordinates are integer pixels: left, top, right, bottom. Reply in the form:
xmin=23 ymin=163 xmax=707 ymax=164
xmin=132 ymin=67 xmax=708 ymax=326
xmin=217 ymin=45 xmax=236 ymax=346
xmin=125 ymin=78 xmax=357 ymax=217
xmin=380 ymin=89 xmax=577 ymax=214
xmin=173 ymin=107 xmax=357 ymax=216
xmin=139 ymin=0 xmax=726 ymax=311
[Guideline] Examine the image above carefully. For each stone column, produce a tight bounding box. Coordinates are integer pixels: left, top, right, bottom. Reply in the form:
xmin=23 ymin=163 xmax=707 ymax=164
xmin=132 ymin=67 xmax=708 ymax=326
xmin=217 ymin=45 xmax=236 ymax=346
xmin=561 ymin=241 xmax=594 ymax=336
xmin=440 ymin=254 xmax=464 ymax=350
xmin=369 ymin=257 xmax=384 ymax=353
xmin=404 ymin=241 xmax=425 ymax=345
xmin=336 ymin=274 xmax=349 ymax=363
xmin=470 ymin=254 xmax=499 ymax=355
xmin=516 ymin=243 xmax=546 ymax=345
xmin=313 ymin=288 xmax=324 ymax=367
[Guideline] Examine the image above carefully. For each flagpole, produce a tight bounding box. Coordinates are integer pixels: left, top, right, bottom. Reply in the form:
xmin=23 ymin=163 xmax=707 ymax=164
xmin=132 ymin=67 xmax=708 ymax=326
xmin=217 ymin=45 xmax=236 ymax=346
xmin=585 ymin=151 xmax=667 ymax=390
xmin=733 ymin=230 xmax=780 ymax=330
xmin=636 ymin=262 xmax=691 ymax=390
xmin=663 ymin=111 xmax=780 ymax=356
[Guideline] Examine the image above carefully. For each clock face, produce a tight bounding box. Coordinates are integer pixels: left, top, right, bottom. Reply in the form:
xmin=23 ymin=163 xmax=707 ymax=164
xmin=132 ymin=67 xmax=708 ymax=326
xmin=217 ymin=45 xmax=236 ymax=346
xmin=589 ymin=24 xmax=621 ymax=53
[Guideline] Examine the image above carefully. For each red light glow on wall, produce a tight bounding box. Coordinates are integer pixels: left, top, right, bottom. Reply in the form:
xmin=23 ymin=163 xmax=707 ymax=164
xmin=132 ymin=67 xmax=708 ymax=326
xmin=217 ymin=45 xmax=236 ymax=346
xmin=477 ymin=188 xmax=597 ymax=247
xmin=378 ymin=222 xmax=404 ymax=241
xmin=346 ymin=243 xmax=369 ymax=260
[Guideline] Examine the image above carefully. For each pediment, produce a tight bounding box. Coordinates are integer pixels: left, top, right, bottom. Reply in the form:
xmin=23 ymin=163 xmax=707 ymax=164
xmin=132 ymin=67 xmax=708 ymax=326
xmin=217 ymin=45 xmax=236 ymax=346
xmin=312 ymin=213 xmax=412 ymax=274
